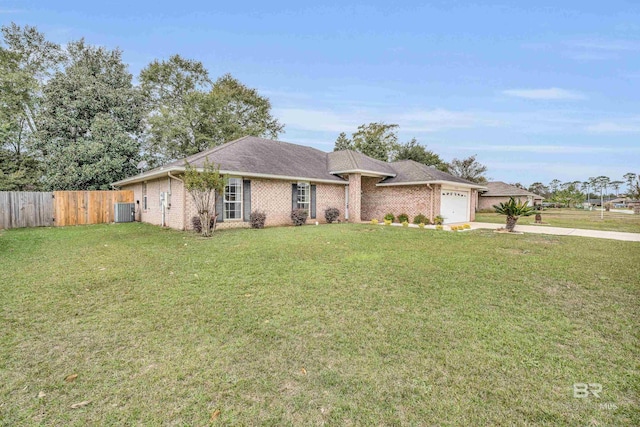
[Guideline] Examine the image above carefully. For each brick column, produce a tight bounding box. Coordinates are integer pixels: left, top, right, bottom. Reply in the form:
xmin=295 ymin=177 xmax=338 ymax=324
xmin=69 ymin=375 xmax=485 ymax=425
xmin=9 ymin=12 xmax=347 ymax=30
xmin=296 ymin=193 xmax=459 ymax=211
xmin=348 ymin=173 xmax=361 ymax=222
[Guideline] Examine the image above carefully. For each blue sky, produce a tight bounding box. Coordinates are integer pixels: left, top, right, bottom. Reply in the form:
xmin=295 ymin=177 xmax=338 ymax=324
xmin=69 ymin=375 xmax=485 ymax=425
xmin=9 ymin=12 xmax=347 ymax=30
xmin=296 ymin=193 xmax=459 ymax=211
xmin=3 ymin=0 xmax=640 ymax=186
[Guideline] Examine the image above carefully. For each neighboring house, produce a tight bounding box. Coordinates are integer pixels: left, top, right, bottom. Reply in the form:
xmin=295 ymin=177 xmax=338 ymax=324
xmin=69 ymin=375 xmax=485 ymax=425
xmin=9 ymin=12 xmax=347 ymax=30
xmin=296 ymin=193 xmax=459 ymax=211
xmin=609 ymin=197 xmax=639 ymax=208
xmin=112 ymin=136 xmax=485 ymax=229
xmin=477 ymin=181 xmax=543 ymax=211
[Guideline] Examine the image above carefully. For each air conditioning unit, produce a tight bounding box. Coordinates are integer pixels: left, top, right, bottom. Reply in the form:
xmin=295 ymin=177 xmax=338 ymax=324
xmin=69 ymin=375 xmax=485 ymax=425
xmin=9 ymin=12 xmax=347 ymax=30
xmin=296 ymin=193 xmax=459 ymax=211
xmin=114 ymin=202 xmax=136 ymax=223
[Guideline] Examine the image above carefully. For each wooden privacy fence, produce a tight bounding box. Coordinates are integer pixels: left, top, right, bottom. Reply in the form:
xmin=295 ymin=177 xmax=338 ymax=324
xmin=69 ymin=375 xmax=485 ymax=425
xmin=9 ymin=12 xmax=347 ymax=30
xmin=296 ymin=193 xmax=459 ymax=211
xmin=0 ymin=191 xmax=54 ymax=229
xmin=0 ymin=190 xmax=134 ymax=229
xmin=53 ymin=191 xmax=134 ymax=226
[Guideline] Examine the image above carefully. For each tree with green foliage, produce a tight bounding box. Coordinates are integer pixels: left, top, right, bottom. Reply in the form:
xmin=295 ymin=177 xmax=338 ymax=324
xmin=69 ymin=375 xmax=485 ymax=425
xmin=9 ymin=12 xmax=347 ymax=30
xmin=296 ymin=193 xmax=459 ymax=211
xmin=333 ymin=132 xmax=352 ymax=151
xmin=35 ymin=40 xmax=143 ymax=190
xmin=552 ymin=183 xmax=585 ymax=207
xmin=393 ymin=138 xmax=448 ymax=171
xmin=528 ymin=182 xmax=549 ymax=198
xmin=183 ymin=159 xmax=226 ymax=237
xmin=140 ymin=56 xmax=283 ymax=167
xmin=493 ymin=197 xmax=535 ymax=232
xmin=609 ymin=180 xmax=623 ymax=197
xmin=548 ymin=179 xmax=562 ymax=194
xmin=332 ymin=122 xmax=399 ymax=161
xmin=0 ymin=23 xmax=64 ymax=188
xmin=0 ymin=148 xmax=42 ymax=190
xmin=580 ymin=181 xmax=591 ymax=201
xmin=1 ymin=23 xmax=64 ymax=140
xmin=197 ymin=74 xmax=284 ymax=148
xmin=447 ymin=155 xmax=488 ymax=184
xmin=623 ymin=172 xmax=636 ymax=194
xmin=593 ymin=176 xmax=610 ymax=197
xmin=627 ymin=175 xmax=640 ymax=200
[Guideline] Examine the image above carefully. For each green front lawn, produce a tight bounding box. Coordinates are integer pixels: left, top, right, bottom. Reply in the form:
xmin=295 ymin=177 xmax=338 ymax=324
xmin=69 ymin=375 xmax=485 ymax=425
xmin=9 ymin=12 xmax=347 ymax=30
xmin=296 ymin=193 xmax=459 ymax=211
xmin=1 ymin=223 xmax=638 ymax=425
xmin=476 ymin=208 xmax=640 ymax=233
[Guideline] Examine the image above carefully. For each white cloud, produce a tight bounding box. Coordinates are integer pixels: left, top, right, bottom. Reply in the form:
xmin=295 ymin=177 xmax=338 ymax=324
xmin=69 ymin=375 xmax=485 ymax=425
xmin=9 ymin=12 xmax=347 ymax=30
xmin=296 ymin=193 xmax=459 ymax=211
xmin=457 ymin=145 xmax=640 ymax=154
xmin=485 ymin=161 xmax=632 ymax=181
xmin=567 ymin=39 xmax=640 ymax=52
xmin=275 ymin=107 xmax=501 ymax=134
xmin=586 ymin=119 xmax=640 ymax=133
xmin=502 ymin=88 xmax=586 ymax=100
xmin=389 ymin=109 xmax=501 ymax=132
xmin=273 ymin=108 xmax=364 ymax=133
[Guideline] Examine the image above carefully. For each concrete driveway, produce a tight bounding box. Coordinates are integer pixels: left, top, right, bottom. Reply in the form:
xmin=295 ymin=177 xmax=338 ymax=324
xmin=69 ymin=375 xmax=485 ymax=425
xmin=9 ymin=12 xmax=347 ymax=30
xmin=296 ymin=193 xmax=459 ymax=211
xmin=469 ymin=222 xmax=640 ymax=242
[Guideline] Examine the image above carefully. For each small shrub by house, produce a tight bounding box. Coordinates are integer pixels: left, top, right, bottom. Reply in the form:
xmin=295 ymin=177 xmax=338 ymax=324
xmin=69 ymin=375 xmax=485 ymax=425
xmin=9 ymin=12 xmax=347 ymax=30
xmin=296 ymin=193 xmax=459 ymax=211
xmin=324 ymin=207 xmax=340 ymax=223
xmin=191 ymin=216 xmax=215 ymax=233
xmin=250 ymin=211 xmax=267 ymax=229
xmin=291 ymin=209 xmax=309 ymax=226
xmin=413 ymin=214 xmax=428 ymax=225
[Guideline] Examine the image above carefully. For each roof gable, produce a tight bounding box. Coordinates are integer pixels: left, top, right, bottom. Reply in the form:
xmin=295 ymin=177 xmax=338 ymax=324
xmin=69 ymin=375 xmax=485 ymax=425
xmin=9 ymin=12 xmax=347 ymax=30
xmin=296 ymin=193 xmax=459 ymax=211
xmin=380 ymin=160 xmax=482 ymax=187
xmin=327 ymin=150 xmax=396 ymax=176
xmin=481 ymin=181 xmax=543 ymax=198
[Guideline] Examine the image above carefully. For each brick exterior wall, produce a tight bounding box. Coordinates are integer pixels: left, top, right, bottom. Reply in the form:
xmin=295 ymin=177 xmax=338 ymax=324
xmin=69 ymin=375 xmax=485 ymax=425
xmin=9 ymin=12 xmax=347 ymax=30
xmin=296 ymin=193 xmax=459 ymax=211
xmin=347 ymin=173 xmax=362 ymax=222
xmin=469 ymin=190 xmax=477 ymax=221
xmin=123 ymin=172 xmax=475 ymax=229
xmin=315 ymin=183 xmax=346 ymax=224
xmin=432 ymin=184 xmax=441 ymax=221
xmin=360 ymin=176 xmax=435 ymax=222
xmin=124 ymin=176 xmax=185 ymax=229
xmin=129 ymin=176 xmax=347 ymax=230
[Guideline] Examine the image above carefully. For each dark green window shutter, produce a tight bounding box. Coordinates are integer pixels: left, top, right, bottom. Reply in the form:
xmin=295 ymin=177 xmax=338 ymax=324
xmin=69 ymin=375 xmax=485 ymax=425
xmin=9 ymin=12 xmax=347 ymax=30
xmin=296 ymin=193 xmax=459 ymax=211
xmin=292 ymin=183 xmax=297 ymax=210
xmin=310 ymin=185 xmax=316 ymax=219
xmin=243 ymin=180 xmax=251 ymax=222
xmin=215 ymin=190 xmax=224 ymax=223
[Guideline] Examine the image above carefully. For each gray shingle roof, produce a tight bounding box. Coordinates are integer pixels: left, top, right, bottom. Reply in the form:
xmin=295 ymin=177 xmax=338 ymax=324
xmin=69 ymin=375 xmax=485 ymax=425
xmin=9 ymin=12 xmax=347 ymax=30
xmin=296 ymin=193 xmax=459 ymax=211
xmin=481 ymin=181 xmax=543 ymax=198
xmin=114 ymin=136 xmax=484 ymax=188
xmin=380 ymin=160 xmax=481 ymax=186
xmin=327 ymin=150 xmax=396 ymax=176
xmin=159 ymin=136 xmax=346 ymax=183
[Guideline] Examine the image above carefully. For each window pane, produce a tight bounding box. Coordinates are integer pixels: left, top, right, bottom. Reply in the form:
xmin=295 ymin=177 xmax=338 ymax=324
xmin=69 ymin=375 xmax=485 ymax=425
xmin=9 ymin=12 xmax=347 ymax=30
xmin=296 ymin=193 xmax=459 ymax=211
xmin=224 ymin=178 xmax=243 ymax=219
xmin=297 ymin=182 xmax=309 ymax=210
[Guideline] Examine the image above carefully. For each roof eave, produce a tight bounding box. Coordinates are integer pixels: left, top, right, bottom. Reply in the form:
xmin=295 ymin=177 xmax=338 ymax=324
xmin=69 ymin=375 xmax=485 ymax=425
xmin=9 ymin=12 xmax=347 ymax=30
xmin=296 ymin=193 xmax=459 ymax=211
xmin=479 ymin=191 xmax=543 ymax=198
xmin=112 ymin=166 xmax=186 ymax=186
xmin=221 ymin=170 xmax=347 ymax=184
xmin=329 ymin=169 xmax=396 ymax=177
xmin=113 ymin=167 xmax=347 ymax=186
xmin=377 ymin=180 xmax=486 ymax=189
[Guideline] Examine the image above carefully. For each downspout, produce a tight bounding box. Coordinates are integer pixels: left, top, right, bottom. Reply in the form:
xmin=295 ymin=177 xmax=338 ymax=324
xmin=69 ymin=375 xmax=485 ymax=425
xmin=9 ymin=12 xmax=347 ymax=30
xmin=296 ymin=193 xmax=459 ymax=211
xmin=168 ymin=171 xmax=183 ymax=183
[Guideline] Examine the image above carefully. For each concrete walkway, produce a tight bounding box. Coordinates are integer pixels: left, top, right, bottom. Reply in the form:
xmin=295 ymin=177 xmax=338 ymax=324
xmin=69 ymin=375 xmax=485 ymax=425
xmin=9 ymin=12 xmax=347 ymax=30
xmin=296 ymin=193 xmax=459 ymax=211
xmin=468 ymin=222 xmax=640 ymax=242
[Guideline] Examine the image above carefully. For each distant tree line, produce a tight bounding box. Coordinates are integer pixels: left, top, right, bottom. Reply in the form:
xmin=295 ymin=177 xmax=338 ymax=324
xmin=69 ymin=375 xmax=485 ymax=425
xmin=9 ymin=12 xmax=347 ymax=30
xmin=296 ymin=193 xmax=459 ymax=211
xmin=0 ymin=23 xmax=283 ymax=190
xmin=514 ymin=173 xmax=639 ymax=207
xmin=332 ymin=123 xmax=489 ymax=184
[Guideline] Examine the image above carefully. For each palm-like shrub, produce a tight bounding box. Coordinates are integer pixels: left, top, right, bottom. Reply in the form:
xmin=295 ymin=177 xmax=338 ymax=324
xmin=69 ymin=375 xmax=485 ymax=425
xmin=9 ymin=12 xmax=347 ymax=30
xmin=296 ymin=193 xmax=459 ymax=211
xmin=493 ymin=197 xmax=535 ymax=232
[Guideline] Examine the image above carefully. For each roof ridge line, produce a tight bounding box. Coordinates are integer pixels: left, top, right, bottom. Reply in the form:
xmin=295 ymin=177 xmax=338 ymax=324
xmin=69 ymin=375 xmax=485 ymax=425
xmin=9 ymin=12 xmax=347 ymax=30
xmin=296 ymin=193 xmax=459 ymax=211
xmin=346 ymin=150 xmax=358 ymax=170
xmin=183 ymin=136 xmax=250 ymax=166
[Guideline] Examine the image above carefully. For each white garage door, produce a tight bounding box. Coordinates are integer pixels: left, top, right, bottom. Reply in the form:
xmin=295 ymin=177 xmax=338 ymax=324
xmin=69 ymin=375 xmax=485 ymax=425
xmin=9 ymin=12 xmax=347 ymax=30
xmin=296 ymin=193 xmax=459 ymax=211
xmin=440 ymin=189 xmax=470 ymax=223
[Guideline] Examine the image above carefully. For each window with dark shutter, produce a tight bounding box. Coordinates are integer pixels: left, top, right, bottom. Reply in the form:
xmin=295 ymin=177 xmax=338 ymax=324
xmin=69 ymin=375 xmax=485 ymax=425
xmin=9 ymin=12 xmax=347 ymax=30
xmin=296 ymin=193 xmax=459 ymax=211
xmin=243 ymin=180 xmax=251 ymax=222
xmin=292 ymin=183 xmax=298 ymax=211
xmin=310 ymin=185 xmax=316 ymax=219
xmin=215 ymin=190 xmax=224 ymax=223
xmin=296 ymin=182 xmax=310 ymax=211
